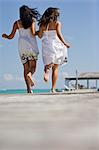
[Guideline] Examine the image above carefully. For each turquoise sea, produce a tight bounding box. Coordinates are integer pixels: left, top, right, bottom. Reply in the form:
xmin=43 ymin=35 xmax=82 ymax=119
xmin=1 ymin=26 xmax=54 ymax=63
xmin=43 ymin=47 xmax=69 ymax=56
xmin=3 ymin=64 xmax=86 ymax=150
xmin=0 ymin=89 xmax=63 ymax=94
xmin=0 ymin=89 xmax=50 ymax=94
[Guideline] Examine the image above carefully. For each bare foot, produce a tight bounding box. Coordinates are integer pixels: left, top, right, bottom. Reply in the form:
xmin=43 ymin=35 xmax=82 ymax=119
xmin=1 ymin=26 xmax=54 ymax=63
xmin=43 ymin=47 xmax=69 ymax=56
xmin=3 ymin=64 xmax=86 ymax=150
xmin=27 ymin=87 xmax=33 ymax=93
xmin=51 ymin=89 xmax=56 ymax=93
xmin=27 ymin=73 xmax=34 ymax=86
xmin=44 ymin=69 xmax=50 ymax=82
xmin=27 ymin=89 xmax=33 ymax=93
xmin=29 ymin=90 xmax=33 ymax=93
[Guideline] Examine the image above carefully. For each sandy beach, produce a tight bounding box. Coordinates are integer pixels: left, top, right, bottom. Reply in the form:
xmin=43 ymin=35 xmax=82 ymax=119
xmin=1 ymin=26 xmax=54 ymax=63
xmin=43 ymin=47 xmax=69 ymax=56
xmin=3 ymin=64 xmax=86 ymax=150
xmin=0 ymin=92 xmax=99 ymax=150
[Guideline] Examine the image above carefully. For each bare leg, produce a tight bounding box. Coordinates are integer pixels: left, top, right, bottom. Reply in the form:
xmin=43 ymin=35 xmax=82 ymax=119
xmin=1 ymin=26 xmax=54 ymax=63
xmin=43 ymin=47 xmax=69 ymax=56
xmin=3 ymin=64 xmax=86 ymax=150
xmin=27 ymin=60 xmax=36 ymax=86
xmin=52 ymin=64 xmax=59 ymax=92
xmin=23 ymin=62 xmax=32 ymax=93
xmin=44 ymin=63 xmax=53 ymax=82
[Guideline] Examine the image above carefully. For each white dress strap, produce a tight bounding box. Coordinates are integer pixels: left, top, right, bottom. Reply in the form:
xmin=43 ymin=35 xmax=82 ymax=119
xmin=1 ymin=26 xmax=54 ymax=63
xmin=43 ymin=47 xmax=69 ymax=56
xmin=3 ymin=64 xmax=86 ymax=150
xmin=46 ymin=24 xmax=49 ymax=31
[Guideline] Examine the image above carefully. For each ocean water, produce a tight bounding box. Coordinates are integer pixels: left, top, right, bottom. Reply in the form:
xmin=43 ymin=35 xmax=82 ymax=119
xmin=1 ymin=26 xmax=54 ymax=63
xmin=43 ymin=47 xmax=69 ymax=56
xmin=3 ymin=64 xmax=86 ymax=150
xmin=0 ymin=88 xmax=64 ymax=95
xmin=0 ymin=89 xmax=51 ymax=94
xmin=1 ymin=88 xmax=98 ymax=95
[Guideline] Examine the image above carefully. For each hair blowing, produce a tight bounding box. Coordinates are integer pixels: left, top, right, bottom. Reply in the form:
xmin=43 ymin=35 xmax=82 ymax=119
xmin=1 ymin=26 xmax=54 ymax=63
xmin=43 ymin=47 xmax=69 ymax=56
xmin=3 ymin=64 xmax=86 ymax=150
xmin=20 ymin=5 xmax=40 ymax=29
xmin=38 ymin=7 xmax=59 ymax=27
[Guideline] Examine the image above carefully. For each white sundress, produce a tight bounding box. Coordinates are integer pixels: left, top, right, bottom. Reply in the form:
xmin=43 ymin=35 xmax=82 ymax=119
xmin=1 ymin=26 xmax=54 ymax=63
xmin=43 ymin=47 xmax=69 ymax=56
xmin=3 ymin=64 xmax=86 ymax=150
xmin=17 ymin=22 xmax=39 ymax=64
xmin=42 ymin=28 xmax=68 ymax=66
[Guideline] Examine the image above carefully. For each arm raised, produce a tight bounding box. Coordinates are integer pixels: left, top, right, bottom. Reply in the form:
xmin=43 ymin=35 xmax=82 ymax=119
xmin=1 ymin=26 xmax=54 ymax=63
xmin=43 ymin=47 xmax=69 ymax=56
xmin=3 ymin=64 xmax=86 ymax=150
xmin=2 ymin=21 xmax=18 ymax=39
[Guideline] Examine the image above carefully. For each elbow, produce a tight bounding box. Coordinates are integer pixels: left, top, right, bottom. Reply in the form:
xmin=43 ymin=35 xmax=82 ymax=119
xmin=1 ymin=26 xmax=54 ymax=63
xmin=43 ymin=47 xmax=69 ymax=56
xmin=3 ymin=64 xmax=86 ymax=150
xmin=8 ymin=36 xmax=14 ymax=39
xmin=8 ymin=37 xmax=13 ymax=39
xmin=32 ymin=33 xmax=36 ymax=36
xmin=7 ymin=34 xmax=14 ymax=39
xmin=31 ymin=30 xmax=36 ymax=36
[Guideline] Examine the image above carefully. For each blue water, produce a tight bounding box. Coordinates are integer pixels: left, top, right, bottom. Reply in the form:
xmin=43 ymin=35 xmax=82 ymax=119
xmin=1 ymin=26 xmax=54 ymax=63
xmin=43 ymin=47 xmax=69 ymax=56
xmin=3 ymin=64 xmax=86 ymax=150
xmin=0 ymin=89 xmax=51 ymax=94
xmin=0 ymin=88 xmax=64 ymax=95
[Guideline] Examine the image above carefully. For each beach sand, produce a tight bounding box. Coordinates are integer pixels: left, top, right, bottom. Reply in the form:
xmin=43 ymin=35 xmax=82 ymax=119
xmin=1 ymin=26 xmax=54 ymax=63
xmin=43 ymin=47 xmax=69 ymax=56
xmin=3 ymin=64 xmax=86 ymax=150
xmin=0 ymin=92 xmax=99 ymax=150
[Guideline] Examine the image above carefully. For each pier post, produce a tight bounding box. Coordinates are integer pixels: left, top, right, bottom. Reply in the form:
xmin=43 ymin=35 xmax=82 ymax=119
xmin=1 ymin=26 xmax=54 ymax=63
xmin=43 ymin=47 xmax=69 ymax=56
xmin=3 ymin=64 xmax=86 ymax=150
xmin=75 ymin=70 xmax=78 ymax=89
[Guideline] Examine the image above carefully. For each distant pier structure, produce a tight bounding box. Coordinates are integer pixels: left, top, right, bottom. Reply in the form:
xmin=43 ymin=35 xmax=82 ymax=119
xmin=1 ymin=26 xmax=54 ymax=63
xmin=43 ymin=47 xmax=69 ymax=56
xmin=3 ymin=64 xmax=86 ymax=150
xmin=64 ymin=72 xmax=99 ymax=90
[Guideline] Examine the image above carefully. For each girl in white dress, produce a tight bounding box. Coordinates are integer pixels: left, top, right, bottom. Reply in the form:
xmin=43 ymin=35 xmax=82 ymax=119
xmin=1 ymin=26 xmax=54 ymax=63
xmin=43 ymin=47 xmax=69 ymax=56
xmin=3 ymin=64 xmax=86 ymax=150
xmin=38 ymin=7 xmax=70 ymax=93
xmin=2 ymin=5 xmax=40 ymax=93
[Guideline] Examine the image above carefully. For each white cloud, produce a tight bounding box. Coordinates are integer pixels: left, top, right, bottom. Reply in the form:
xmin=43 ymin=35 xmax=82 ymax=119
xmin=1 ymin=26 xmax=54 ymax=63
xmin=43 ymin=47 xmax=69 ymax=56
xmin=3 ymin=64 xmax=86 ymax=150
xmin=3 ymin=73 xmax=24 ymax=82
xmin=3 ymin=74 xmax=14 ymax=81
xmin=15 ymin=76 xmax=24 ymax=82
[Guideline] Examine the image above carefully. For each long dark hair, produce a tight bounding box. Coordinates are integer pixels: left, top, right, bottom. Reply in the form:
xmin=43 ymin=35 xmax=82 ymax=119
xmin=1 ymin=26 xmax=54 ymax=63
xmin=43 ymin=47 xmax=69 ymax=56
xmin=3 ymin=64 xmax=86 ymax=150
xmin=20 ymin=5 xmax=40 ymax=29
xmin=38 ymin=7 xmax=59 ymax=27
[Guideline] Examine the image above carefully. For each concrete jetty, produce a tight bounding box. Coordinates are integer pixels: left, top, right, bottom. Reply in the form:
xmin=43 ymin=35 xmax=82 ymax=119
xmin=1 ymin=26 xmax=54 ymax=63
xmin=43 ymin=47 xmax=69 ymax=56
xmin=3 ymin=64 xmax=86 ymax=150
xmin=0 ymin=92 xmax=99 ymax=150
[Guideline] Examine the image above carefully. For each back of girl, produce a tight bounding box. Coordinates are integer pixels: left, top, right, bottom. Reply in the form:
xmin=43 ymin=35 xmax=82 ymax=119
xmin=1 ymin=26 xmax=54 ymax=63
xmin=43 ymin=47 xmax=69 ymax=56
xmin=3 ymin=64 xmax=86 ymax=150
xmin=38 ymin=7 xmax=70 ymax=93
xmin=18 ymin=6 xmax=39 ymax=59
xmin=2 ymin=5 xmax=40 ymax=93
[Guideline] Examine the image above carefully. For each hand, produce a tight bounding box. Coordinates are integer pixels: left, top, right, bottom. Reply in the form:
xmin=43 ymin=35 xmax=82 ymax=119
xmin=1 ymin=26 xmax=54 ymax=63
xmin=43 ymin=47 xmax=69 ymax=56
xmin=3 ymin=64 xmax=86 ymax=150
xmin=35 ymin=31 xmax=39 ymax=35
xmin=2 ymin=34 xmax=8 ymax=38
xmin=66 ymin=45 xmax=70 ymax=48
xmin=64 ymin=43 xmax=70 ymax=48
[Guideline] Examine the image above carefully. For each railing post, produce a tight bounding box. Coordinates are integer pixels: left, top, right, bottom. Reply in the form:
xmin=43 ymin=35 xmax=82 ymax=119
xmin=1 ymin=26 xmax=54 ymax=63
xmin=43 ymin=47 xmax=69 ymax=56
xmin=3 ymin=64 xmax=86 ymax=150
xmin=75 ymin=70 xmax=78 ymax=89
xmin=87 ymin=79 xmax=89 ymax=89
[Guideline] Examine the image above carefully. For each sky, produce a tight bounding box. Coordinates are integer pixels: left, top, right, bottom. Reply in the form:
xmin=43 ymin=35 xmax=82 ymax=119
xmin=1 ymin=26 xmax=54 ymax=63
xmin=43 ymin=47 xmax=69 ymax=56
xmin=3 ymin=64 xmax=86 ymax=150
xmin=0 ymin=0 xmax=99 ymax=90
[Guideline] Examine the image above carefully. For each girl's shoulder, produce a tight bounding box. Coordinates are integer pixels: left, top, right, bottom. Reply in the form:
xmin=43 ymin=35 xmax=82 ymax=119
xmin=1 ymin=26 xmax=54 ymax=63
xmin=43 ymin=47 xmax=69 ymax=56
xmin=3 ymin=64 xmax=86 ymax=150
xmin=48 ymin=21 xmax=61 ymax=30
xmin=56 ymin=21 xmax=62 ymax=30
xmin=17 ymin=20 xmax=23 ymax=29
xmin=56 ymin=21 xmax=61 ymax=26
